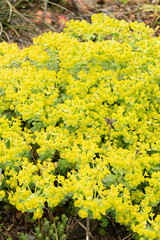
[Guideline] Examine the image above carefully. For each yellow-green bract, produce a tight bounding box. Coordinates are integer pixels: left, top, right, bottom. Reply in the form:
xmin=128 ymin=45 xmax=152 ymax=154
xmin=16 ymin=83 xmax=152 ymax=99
xmin=0 ymin=14 xmax=160 ymax=239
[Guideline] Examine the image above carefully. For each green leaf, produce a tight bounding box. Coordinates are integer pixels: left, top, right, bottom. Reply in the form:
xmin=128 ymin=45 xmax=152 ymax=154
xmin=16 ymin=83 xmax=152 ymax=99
xmin=102 ymin=174 xmax=117 ymax=188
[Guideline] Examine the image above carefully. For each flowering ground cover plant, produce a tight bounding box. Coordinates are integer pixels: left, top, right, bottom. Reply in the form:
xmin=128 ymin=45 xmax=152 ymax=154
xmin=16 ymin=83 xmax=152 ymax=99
xmin=0 ymin=14 xmax=160 ymax=239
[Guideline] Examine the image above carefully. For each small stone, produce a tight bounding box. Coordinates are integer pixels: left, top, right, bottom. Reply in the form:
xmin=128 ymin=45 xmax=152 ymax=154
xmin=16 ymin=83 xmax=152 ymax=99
xmin=113 ymin=5 xmax=119 ymax=10
xmin=28 ymin=234 xmax=35 ymax=240
xmin=71 ymin=0 xmax=96 ymax=12
xmin=130 ymin=14 xmax=136 ymax=20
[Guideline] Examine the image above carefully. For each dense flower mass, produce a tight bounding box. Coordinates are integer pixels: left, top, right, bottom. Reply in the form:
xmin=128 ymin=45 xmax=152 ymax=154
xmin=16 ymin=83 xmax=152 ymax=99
xmin=0 ymin=14 xmax=160 ymax=239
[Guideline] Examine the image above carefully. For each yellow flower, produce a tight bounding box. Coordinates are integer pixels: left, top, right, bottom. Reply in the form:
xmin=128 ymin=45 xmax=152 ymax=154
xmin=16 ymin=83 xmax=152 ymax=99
xmin=0 ymin=190 xmax=5 ymax=198
xmin=74 ymin=199 xmax=82 ymax=208
xmin=33 ymin=208 xmax=43 ymax=219
xmin=78 ymin=209 xmax=88 ymax=218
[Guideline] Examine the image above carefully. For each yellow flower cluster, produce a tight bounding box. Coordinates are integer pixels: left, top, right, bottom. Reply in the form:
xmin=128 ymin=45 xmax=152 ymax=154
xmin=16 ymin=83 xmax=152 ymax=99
xmin=0 ymin=14 xmax=160 ymax=239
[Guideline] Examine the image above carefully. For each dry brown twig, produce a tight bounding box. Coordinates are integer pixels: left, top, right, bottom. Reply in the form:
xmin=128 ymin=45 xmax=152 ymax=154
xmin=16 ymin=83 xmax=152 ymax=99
xmin=106 ymin=215 xmax=121 ymax=240
xmin=122 ymin=232 xmax=136 ymax=240
xmin=75 ymin=219 xmax=96 ymax=240
xmin=44 ymin=0 xmax=48 ymax=19
xmin=5 ymin=0 xmax=13 ymax=22
xmin=86 ymin=218 xmax=90 ymax=240
xmin=49 ymin=210 xmax=59 ymax=240
xmin=45 ymin=0 xmax=76 ymax=16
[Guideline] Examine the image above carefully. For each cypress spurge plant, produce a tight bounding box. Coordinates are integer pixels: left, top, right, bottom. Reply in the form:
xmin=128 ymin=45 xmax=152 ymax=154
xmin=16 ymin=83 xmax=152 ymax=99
xmin=0 ymin=14 xmax=160 ymax=240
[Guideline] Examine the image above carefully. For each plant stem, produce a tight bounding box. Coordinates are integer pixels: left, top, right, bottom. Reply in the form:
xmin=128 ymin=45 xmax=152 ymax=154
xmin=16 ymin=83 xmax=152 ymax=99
xmin=86 ymin=218 xmax=90 ymax=240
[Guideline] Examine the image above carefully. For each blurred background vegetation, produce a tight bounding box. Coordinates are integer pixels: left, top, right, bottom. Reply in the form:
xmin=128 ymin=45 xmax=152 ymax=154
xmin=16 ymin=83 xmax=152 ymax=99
xmin=0 ymin=0 xmax=160 ymax=45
